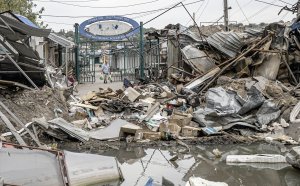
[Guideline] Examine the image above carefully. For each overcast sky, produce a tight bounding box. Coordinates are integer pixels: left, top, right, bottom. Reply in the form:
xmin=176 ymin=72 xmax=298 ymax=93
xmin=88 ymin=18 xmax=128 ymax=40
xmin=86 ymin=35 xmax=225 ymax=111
xmin=33 ymin=0 xmax=298 ymax=32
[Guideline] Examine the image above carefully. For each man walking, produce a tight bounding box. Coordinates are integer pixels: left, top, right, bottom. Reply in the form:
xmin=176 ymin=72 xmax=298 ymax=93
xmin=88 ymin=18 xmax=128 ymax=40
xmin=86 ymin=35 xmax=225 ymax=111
xmin=102 ymin=61 xmax=110 ymax=84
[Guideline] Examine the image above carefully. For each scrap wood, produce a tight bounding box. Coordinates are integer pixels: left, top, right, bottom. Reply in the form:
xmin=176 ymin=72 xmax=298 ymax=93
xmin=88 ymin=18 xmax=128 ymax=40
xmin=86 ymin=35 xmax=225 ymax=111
xmin=81 ymin=91 xmax=97 ymax=101
xmin=198 ymin=34 xmax=272 ymax=94
xmin=0 ymin=110 xmax=26 ymax=146
xmin=88 ymin=97 xmax=108 ymax=103
xmin=1 ymin=122 xmax=33 ymax=137
xmin=141 ymin=102 xmax=160 ymax=122
xmin=184 ymin=67 xmax=220 ymax=90
xmin=0 ymin=101 xmax=42 ymax=147
xmin=284 ymin=52 xmax=298 ymax=84
xmin=70 ymin=102 xmax=99 ymax=110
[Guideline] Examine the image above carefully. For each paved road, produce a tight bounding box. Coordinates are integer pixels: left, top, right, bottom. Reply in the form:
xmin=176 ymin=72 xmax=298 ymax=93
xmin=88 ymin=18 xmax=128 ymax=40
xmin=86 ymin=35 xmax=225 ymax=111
xmin=76 ymin=66 xmax=123 ymax=96
xmin=77 ymin=81 xmax=123 ymax=96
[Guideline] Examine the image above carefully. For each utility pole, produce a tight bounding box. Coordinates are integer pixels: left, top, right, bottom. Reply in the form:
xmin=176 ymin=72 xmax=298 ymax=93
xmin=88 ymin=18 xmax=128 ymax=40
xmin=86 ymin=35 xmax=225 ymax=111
xmin=193 ymin=12 xmax=196 ymax=26
xmin=224 ymin=0 xmax=229 ymax=31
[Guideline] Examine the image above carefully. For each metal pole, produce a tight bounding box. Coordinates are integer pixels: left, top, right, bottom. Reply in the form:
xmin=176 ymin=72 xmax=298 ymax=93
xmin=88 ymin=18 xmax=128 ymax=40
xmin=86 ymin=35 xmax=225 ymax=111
xmin=85 ymin=42 xmax=88 ymax=82
xmin=4 ymin=52 xmax=39 ymax=89
xmin=124 ymin=42 xmax=126 ymax=76
xmin=74 ymin=23 xmax=80 ymax=82
xmin=298 ymin=1 xmax=300 ymax=17
xmin=93 ymin=43 xmax=96 ymax=83
xmin=224 ymin=0 xmax=229 ymax=31
xmin=157 ymin=38 xmax=160 ymax=74
xmin=139 ymin=22 xmax=144 ymax=79
xmin=65 ymin=47 xmax=68 ymax=87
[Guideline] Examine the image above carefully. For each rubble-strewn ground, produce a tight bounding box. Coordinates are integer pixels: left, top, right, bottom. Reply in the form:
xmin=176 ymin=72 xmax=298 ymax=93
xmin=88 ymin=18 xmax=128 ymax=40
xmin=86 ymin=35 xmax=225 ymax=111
xmin=76 ymin=66 xmax=123 ymax=96
xmin=58 ymin=134 xmax=258 ymax=153
xmin=0 ymin=87 xmax=69 ymax=133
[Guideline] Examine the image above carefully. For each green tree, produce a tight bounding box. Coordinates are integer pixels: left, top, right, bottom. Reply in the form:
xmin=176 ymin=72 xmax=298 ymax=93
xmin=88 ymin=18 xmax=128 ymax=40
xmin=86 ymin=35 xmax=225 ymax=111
xmin=0 ymin=0 xmax=45 ymax=27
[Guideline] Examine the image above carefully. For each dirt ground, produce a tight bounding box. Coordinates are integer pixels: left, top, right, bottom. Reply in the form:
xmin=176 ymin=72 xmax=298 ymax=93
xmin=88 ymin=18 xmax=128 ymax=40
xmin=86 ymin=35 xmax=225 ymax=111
xmin=0 ymin=86 xmax=69 ymax=133
xmin=57 ymin=133 xmax=258 ymax=153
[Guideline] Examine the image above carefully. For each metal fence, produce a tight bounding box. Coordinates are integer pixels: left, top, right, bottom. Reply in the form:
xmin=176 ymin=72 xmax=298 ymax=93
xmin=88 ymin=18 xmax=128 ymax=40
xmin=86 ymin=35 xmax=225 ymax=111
xmin=110 ymin=40 xmax=162 ymax=82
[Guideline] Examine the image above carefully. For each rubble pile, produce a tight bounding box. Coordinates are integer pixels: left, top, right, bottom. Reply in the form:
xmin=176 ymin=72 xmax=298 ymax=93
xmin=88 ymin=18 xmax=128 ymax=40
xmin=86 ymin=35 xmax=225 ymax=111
xmin=1 ymin=10 xmax=300 ymax=185
xmin=2 ymin=20 xmax=300 ymax=148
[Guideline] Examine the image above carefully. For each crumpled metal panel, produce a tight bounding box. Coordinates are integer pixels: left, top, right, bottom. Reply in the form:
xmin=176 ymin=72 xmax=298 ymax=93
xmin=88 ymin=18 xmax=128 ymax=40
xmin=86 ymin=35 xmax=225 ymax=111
xmin=207 ymin=32 xmax=244 ymax=58
xmin=256 ymin=100 xmax=281 ymax=126
xmin=64 ymin=151 xmax=122 ymax=186
xmin=178 ymin=25 xmax=202 ymax=42
xmin=48 ymin=117 xmax=90 ymax=142
xmin=0 ymin=148 xmax=64 ymax=186
xmin=206 ymin=87 xmax=242 ymax=116
xmin=181 ymin=45 xmax=217 ymax=74
xmin=244 ymin=28 xmax=264 ymax=37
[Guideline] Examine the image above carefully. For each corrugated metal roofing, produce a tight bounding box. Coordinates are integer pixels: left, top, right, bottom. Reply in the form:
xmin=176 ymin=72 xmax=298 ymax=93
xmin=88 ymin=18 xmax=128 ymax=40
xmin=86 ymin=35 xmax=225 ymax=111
xmin=181 ymin=45 xmax=217 ymax=74
xmin=207 ymin=32 xmax=244 ymax=58
xmin=48 ymin=33 xmax=75 ymax=48
xmin=0 ymin=15 xmax=51 ymax=38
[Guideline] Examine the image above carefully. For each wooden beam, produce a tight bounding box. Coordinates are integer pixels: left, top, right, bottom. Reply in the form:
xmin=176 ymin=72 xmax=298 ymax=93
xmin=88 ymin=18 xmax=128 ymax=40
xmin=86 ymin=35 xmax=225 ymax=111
xmin=0 ymin=101 xmax=42 ymax=147
xmin=0 ymin=110 xmax=27 ymax=146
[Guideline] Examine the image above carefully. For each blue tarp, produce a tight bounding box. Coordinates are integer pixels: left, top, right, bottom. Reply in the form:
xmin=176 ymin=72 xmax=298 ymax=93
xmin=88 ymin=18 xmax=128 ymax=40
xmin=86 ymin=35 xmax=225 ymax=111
xmin=14 ymin=14 xmax=39 ymax=28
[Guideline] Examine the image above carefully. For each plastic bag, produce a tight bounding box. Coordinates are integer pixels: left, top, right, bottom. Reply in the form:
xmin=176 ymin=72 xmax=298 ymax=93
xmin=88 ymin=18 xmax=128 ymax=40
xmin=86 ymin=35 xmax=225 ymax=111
xmin=99 ymin=73 xmax=103 ymax=80
xmin=108 ymin=75 xmax=112 ymax=83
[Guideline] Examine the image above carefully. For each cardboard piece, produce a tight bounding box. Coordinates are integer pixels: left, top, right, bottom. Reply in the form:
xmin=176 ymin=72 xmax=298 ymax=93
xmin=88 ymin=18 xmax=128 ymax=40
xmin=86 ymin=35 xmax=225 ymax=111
xmin=181 ymin=126 xmax=201 ymax=137
xmin=169 ymin=111 xmax=192 ymax=127
xmin=142 ymin=132 xmax=161 ymax=141
xmin=159 ymin=122 xmax=181 ymax=138
xmin=119 ymin=123 xmax=142 ymax=138
xmin=124 ymin=87 xmax=141 ymax=102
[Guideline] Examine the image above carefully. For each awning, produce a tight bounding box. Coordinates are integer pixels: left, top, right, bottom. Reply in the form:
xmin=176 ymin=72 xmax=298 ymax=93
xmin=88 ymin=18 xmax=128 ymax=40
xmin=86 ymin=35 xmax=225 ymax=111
xmin=48 ymin=33 xmax=75 ymax=48
xmin=0 ymin=14 xmax=51 ymax=38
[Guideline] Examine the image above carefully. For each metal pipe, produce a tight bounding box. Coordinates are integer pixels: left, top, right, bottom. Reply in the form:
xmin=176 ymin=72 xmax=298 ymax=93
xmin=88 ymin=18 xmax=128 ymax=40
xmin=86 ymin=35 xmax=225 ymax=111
xmin=4 ymin=53 xmax=39 ymax=89
xmin=139 ymin=21 xmax=144 ymax=79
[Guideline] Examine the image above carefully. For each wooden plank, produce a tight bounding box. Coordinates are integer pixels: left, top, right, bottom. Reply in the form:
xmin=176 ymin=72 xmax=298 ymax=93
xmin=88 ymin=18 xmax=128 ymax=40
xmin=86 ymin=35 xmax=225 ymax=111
xmin=0 ymin=110 xmax=27 ymax=146
xmin=184 ymin=67 xmax=220 ymax=90
xmin=0 ymin=101 xmax=42 ymax=147
xmin=70 ymin=102 xmax=99 ymax=110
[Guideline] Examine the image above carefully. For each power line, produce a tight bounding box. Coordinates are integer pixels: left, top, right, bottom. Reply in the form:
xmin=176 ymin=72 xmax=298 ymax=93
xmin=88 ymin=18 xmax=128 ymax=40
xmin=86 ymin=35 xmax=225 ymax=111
xmin=34 ymin=0 xmax=102 ymax=2
xmin=184 ymin=0 xmax=205 ymax=26
xmin=132 ymin=0 xmax=188 ymax=20
xmin=230 ymin=0 xmax=254 ymax=17
xmin=40 ymin=20 xmax=74 ymax=25
xmin=235 ymin=0 xmax=250 ymax=24
xmin=40 ymin=0 xmax=203 ymax=18
xmin=197 ymin=0 xmax=210 ymax=20
xmin=254 ymin=0 xmax=283 ymax=7
xmin=240 ymin=0 xmax=279 ymax=22
xmin=35 ymin=0 xmax=161 ymax=9
xmin=35 ymin=0 xmax=104 ymax=2
xmin=267 ymin=8 xmax=289 ymax=22
xmin=278 ymin=0 xmax=293 ymax=6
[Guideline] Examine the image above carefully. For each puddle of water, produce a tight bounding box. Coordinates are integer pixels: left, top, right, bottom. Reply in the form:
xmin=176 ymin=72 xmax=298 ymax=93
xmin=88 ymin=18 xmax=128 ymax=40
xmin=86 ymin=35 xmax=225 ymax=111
xmin=97 ymin=144 xmax=300 ymax=186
